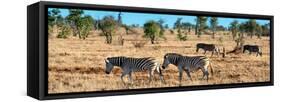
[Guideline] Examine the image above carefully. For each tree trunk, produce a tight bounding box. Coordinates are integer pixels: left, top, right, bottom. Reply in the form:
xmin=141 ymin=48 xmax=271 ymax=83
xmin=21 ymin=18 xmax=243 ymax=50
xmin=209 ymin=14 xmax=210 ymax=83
xmin=197 ymin=28 xmax=201 ymax=38
xmin=250 ymin=31 xmax=254 ymax=38
xmin=78 ymin=31 xmax=82 ymax=39
xmin=212 ymin=30 xmax=215 ymax=39
xmin=151 ymin=36 xmax=155 ymax=44
xmin=195 ymin=19 xmax=198 ymax=35
xmin=222 ymin=47 xmax=226 ymax=58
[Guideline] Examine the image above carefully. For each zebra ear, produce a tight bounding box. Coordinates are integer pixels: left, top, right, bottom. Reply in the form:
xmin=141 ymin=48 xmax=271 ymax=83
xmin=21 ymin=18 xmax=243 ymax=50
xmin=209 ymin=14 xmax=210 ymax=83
xmin=105 ymin=59 xmax=109 ymax=63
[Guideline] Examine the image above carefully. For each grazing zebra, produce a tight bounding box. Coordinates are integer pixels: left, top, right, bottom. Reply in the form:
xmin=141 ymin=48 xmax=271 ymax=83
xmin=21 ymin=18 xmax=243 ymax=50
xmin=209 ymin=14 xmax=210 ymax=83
xmin=161 ymin=53 xmax=213 ymax=85
xmin=243 ymin=45 xmax=262 ymax=57
xmin=105 ymin=56 xmax=165 ymax=85
xmin=196 ymin=43 xmax=220 ymax=57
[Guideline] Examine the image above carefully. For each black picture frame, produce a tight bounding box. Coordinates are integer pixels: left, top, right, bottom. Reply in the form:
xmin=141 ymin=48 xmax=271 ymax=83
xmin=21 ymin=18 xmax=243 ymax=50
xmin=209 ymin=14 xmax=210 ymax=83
xmin=27 ymin=1 xmax=274 ymax=100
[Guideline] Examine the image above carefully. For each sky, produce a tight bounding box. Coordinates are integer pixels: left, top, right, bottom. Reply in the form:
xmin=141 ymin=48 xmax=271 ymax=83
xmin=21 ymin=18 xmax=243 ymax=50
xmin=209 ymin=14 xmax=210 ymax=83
xmin=48 ymin=8 xmax=270 ymax=28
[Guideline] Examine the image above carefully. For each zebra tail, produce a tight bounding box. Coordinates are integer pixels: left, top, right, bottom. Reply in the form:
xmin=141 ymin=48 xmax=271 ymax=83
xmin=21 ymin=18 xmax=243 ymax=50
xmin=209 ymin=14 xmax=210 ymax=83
xmin=209 ymin=62 xmax=214 ymax=76
xmin=156 ymin=63 xmax=162 ymax=75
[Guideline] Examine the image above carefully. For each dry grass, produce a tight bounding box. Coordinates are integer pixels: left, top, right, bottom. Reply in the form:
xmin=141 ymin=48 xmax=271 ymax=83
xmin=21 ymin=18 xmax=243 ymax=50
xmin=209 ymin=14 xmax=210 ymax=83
xmin=48 ymin=29 xmax=270 ymax=94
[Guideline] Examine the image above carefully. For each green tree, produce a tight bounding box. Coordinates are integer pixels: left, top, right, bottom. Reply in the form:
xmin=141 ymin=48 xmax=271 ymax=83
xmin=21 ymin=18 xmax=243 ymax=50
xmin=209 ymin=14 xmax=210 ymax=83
xmin=182 ymin=22 xmax=193 ymax=33
xmin=66 ymin=9 xmax=84 ymax=38
xmin=143 ymin=20 xmax=162 ymax=44
xmin=122 ymin=24 xmax=130 ymax=35
xmin=195 ymin=16 xmax=199 ymax=35
xmin=230 ymin=20 xmax=239 ymax=40
xmin=48 ymin=9 xmax=63 ymax=35
xmin=174 ymin=18 xmax=182 ymax=29
xmin=236 ymin=23 xmax=247 ymax=48
xmin=77 ymin=15 xmax=94 ymax=39
xmin=261 ymin=23 xmax=270 ymax=36
xmin=197 ymin=16 xmax=208 ymax=37
xmin=117 ymin=11 xmax=123 ymax=25
xmin=164 ymin=24 xmax=169 ymax=29
xmin=248 ymin=19 xmax=257 ymax=38
xmin=157 ymin=19 xmax=165 ymax=37
xmin=255 ymin=24 xmax=262 ymax=39
xmin=210 ymin=17 xmax=218 ymax=39
xmin=99 ymin=16 xmax=118 ymax=44
xmin=57 ymin=24 xmax=71 ymax=39
xmin=174 ymin=18 xmax=187 ymax=41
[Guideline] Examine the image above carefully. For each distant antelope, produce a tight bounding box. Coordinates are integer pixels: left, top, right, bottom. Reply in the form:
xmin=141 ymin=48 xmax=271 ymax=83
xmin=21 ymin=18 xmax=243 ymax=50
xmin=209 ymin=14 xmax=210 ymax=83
xmin=161 ymin=53 xmax=214 ymax=85
xmin=196 ymin=43 xmax=220 ymax=57
xmin=105 ymin=56 xmax=165 ymax=85
xmin=243 ymin=45 xmax=262 ymax=57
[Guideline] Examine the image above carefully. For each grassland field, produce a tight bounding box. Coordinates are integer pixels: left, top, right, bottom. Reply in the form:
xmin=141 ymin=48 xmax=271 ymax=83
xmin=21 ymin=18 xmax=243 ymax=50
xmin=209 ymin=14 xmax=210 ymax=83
xmin=48 ymin=28 xmax=270 ymax=94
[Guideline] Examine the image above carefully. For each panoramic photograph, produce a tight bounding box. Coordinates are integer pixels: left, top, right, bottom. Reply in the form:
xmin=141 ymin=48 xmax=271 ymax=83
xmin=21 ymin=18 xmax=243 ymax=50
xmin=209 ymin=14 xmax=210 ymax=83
xmin=47 ymin=8 xmax=271 ymax=94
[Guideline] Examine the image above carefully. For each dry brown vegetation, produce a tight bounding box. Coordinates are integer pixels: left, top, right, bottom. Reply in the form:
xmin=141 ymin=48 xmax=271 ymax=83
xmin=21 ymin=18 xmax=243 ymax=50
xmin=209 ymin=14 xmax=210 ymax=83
xmin=48 ymin=29 xmax=270 ymax=94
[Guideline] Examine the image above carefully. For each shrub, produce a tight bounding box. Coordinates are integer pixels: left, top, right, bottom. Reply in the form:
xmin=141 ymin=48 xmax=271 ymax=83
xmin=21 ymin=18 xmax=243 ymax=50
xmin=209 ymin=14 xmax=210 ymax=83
xmin=57 ymin=25 xmax=71 ymax=39
xmin=99 ymin=16 xmax=118 ymax=44
xmin=143 ymin=20 xmax=162 ymax=44
xmin=177 ymin=33 xmax=187 ymax=41
xmin=132 ymin=40 xmax=146 ymax=48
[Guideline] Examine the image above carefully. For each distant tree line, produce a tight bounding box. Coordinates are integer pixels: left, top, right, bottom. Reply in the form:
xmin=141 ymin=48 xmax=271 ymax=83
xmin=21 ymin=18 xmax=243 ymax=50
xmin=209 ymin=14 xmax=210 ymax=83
xmin=48 ymin=9 xmax=270 ymax=45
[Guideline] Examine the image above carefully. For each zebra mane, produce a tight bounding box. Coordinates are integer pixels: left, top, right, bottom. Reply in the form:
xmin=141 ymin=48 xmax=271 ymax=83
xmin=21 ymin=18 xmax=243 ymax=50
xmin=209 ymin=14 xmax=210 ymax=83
xmin=107 ymin=56 xmax=127 ymax=66
xmin=164 ymin=53 xmax=182 ymax=65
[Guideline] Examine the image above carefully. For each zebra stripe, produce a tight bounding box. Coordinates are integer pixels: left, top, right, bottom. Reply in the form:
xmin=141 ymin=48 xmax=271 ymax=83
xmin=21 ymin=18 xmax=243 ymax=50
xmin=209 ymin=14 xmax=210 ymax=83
xmin=162 ymin=53 xmax=213 ymax=85
xmin=105 ymin=56 xmax=165 ymax=84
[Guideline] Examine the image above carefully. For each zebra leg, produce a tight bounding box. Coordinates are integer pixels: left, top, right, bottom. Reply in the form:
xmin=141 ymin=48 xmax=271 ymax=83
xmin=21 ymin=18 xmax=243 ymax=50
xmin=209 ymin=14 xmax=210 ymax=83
xmin=201 ymin=67 xmax=209 ymax=82
xmin=128 ymin=72 xmax=133 ymax=84
xmin=184 ymin=69 xmax=192 ymax=81
xmin=158 ymin=68 xmax=166 ymax=84
xmin=121 ymin=69 xmax=130 ymax=85
xmin=148 ymin=69 xmax=153 ymax=83
xmin=121 ymin=73 xmax=127 ymax=85
xmin=178 ymin=67 xmax=183 ymax=86
xmin=211 ymin=51 xmax=214 ymax=57
xmin=155 ymin=63 xmax=166 ymax=84
xmin=216 ymin=49 xmax=220 ymax=57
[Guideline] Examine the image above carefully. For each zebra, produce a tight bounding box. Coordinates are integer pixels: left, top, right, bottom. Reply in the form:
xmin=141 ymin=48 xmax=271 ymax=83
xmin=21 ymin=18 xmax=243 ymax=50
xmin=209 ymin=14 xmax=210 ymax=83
xmin=196 ymin=43 xmax=220 ymax=57
xmin=243 ymin=45 xmax=262 ymax=57
xmin=105 ymin=56 xmax=165 ymax=85
xmin=161 ymin=53 xmax=213 ymax=85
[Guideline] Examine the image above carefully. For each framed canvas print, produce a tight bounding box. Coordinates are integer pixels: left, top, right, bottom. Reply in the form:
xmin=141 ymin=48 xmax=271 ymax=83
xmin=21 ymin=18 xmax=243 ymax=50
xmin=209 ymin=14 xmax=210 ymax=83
xmin=27 ymin=1 xmax=274 ymax=100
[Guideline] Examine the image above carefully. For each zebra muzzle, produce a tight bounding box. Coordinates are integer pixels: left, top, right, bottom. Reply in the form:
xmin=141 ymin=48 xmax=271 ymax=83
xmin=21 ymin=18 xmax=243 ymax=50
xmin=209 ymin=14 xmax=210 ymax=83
xmin=105 ymin=71 xmax=110 ymax=74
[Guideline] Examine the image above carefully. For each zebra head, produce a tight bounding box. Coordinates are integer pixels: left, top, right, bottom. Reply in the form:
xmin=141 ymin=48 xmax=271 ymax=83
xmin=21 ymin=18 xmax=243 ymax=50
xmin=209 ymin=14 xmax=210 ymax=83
xmin=105 ymin=58 xmax=114 ymax=74
xmin=162 ymin=53 xmax=181 ymax=69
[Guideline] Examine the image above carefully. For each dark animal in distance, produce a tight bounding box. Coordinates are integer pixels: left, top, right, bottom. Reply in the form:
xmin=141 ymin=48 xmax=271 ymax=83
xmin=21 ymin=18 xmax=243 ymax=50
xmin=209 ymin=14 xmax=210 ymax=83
xmin=196 ymin=43 xmax=220 ymax=57
xmin=243 ymin=45 xmax=262 ymax=57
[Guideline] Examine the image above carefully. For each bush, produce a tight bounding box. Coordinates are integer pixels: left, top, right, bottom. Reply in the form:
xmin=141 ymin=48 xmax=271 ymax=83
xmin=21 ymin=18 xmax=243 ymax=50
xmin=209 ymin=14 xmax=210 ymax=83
xmin=177 ymin=33 xmax=187 ymax=41
xmin=117 ymin=35 xmax=124 ymax=45
xmin=143 ymin=20 xmax=162 ymax=44
xmin=77 ymin=15 xmax=94 ymax=39
xmin=99 ymin=16 xmax=118 ymax=44
xmin=132 ymin=40 xmax=146 ymax=48
xmin=57 ymin=25 xmax=71 ymax=39
xmin=170 ymin=29 xmax=174 ymax=34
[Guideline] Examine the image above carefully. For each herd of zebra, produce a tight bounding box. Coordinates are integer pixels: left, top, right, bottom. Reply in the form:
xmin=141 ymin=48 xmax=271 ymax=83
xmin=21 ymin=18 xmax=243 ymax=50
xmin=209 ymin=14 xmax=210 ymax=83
xmin=104 ymin=43 xmax=263 ymax=86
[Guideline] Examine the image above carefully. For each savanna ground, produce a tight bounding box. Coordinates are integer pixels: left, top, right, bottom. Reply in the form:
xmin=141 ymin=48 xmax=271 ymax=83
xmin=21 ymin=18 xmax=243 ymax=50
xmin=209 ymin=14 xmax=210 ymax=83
xmin=48 ymin=28 xmax=270 ymax=94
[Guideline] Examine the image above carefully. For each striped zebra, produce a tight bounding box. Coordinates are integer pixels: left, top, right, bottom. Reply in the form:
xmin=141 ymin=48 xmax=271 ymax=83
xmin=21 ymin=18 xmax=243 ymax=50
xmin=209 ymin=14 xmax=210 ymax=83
xmin=105 ymin=56 xmax=165 ymax=85
xmin=161 ymin=53 xmax=213 ymax=85
xmin=196 ymin=43 xmax=220 ymax=57
xmin=243 ymin=45 xmax=262 ymax=57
